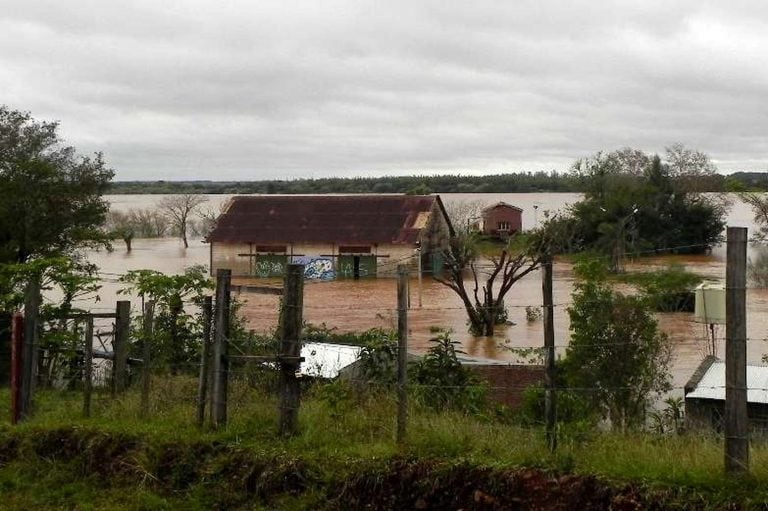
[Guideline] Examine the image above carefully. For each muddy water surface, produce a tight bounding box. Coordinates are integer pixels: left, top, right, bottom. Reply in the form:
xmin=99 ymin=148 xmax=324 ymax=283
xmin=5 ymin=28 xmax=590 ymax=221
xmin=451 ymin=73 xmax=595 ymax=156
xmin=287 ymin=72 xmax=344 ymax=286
xmin=84 ymin=193 xmax=768 ymax=397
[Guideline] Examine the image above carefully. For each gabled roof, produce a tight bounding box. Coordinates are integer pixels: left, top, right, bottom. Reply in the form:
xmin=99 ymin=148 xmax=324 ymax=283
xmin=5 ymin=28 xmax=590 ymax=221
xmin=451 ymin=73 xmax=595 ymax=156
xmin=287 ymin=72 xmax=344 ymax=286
xmin=482 ymin=201 xmax=523 ymax=213
xmin=206 ymin=194 xmax=453 ymax=245
xmin=685 ymin=357 xmax=768 ymax=404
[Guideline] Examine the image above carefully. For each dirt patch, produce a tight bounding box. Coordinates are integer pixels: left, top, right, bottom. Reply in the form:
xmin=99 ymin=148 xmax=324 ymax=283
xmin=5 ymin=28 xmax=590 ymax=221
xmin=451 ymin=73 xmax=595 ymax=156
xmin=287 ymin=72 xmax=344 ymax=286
xmin=326 ymin=459 xmax=662 ymax=511
xmin=0 ymin=428 xmax=751 ymax=510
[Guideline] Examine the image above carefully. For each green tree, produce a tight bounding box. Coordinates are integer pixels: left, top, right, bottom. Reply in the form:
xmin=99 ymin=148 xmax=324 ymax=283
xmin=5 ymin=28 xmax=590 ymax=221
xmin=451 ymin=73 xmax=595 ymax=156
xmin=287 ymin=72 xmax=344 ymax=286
xmin=567 ymin=147 xmax=726 ymax=265
xmin=119 ymin=266 xmax=213 ymax=374
xmin=0 ymin=106 xmax=114 ymax=265
xmin=561 ymin=260 xmax=672 ymax=431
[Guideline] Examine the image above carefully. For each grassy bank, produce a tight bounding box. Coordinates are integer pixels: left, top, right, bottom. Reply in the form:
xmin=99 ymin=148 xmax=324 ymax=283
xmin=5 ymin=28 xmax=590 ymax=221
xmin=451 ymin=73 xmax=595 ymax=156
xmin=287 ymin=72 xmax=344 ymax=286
xmin=1 ymin=382 xmax=768 ymax=509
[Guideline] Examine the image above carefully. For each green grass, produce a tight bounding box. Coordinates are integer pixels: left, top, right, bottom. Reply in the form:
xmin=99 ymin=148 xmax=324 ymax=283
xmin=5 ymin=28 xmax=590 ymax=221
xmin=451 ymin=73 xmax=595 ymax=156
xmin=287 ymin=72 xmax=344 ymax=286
xmin=2 ymin=380 xmax=768 ymax=509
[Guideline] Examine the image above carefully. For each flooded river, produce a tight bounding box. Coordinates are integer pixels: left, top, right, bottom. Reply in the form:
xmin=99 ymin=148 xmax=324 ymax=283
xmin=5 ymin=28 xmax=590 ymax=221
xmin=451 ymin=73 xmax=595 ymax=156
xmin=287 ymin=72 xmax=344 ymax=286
xmin=87 ymin=193 xmax=767 ymax=393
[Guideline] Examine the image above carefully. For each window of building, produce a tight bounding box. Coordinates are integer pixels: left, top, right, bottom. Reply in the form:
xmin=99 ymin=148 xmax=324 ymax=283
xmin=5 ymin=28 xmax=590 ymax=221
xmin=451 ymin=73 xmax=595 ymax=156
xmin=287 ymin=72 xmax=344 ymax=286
xmin=497 ymin=221 xmax=510 ymax=231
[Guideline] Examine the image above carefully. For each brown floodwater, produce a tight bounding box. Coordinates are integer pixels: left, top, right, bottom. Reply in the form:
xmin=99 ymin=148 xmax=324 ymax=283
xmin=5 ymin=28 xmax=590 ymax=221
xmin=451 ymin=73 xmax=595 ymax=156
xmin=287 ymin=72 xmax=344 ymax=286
xmin=79 ymin=193 xmax=768 ymax=397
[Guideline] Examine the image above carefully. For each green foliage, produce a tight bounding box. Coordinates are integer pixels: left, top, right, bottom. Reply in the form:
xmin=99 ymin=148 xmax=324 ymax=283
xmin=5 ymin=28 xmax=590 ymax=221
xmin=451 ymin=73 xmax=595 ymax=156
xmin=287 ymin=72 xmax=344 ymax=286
xmin=410 ymin=331 xmax=487 ymax=414
xmin=525 ymin=305 xmax=542 ymax=322
xmin=649 ymin=397 xmax=685 ymax=435
xmin=618 ymin=263 xmax=702 ymax=312
xmin=354 ymin=333 xmax=399 ymax=388
xmin=119 ymin=266 xmax=213 ymax=373
xmin=0 ymin=256 xmax=100 ymax=387
xmin=516 ymin=383 xmax=598 ymax=432
xmin=563 ymin=147 xmax=727 ymax=262
xmin=561 ymin=260 xmax=673 ymax=431
xmin=0 ymin=106 xmax=114 ymax=265
xmin=110 ymin=171 xmax=583 ymax=195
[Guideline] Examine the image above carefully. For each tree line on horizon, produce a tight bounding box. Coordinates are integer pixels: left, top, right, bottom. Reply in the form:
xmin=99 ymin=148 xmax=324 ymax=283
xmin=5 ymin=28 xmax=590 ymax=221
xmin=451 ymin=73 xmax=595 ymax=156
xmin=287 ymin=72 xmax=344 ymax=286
xmin=108 ymin=170 xmax=766 ymax=195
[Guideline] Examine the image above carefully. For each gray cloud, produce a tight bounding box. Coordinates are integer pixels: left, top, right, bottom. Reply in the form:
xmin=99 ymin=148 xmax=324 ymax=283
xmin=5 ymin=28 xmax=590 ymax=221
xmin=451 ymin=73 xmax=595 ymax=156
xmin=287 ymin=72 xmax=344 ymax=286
xmin=1 ymin=0 xmax=768 ymax=180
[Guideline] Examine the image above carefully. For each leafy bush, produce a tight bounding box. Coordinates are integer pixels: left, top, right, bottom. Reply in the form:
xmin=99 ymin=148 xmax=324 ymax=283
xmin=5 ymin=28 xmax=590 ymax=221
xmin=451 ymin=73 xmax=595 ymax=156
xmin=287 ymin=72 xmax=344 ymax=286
xmin=410 ymin=331 xmax=487 ymax=414
xmin=618 ymin=263 xmax=701 ymax=312
xmin=562 ymin=260 xmax=673 ymax=431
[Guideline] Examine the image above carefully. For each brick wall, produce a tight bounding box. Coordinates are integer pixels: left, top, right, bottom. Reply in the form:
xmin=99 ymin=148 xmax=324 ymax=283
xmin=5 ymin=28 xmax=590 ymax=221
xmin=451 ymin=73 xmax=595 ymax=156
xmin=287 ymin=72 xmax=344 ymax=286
xmin=468 ymin=364 xmax=545 ymax=409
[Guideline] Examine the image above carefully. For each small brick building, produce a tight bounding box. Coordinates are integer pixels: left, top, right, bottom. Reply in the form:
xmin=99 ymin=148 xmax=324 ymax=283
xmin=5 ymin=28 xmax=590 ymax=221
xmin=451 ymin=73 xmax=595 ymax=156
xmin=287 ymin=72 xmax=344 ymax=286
xmin=481 ymin=202 xmax=523 ymax=238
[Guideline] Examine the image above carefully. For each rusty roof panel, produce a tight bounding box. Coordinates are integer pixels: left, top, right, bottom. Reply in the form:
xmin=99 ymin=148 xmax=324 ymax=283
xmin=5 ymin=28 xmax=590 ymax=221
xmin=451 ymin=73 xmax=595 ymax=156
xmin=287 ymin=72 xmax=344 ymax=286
xmin=207 ymin=195 xmax=442 ymax=245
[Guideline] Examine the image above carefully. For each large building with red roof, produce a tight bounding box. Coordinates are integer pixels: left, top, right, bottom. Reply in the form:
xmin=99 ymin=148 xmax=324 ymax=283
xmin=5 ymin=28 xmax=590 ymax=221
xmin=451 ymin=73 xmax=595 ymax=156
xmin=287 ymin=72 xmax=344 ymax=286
xmin=205 ymin=194 xmax=454 ymax=279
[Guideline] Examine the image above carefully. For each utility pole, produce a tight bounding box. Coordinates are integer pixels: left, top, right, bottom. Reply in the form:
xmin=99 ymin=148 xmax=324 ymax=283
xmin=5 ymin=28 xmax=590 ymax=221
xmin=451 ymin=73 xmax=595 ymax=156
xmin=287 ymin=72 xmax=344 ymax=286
xmin=725 ymin=226 xmax=748 ymax=475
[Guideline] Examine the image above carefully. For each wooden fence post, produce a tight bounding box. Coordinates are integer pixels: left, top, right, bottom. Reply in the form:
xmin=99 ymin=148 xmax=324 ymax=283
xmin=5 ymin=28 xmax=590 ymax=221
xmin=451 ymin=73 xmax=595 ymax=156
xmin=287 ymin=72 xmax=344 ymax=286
xmin=21 ymin=278 xmax=40 ymax=419
xmin=278 ymin=264 xmax=304 ymax=437
xmin=83 ymin=316 xmax=94 ymax=418
xmin=10 ymin=313 xmax=24 ymax=424
xmin=397 ymin=265 xmax=409 ymax=445
xmin=542 ymin=254 xmax=557 ymax=453
xmin=212 ymin=270 xmax=231 ymax=428
xmin=197 ymin=296 xmax=213 ymax=427
xmin=112 ymin=301 xmax=131 ymax=395
xmin=140 ymin=301 xmax=155 ymax=418
xmin=725 ymin=226 xmax=749 ymax=475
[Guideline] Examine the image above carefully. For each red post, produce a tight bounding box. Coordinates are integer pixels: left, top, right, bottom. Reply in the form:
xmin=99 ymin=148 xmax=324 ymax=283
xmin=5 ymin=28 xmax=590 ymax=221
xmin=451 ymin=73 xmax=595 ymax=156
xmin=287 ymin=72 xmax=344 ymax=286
xmin=10 ymin=313 xmax=23 ymax=425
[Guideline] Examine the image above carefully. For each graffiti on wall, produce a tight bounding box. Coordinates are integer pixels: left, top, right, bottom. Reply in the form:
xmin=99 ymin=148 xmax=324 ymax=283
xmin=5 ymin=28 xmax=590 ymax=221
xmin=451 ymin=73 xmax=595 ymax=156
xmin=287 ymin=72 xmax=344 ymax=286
xmin=292 ymin=256 xmax=336 ymax=280
xmin=339 ymin=262 xmax=370 ymax=278
xmin=254 ymin=260 xmax=285 ymax=278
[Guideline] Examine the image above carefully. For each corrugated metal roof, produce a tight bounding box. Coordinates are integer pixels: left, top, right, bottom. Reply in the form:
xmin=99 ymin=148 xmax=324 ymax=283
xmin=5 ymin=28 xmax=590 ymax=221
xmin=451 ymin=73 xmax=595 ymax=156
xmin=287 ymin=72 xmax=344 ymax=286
xmin=207 ymin=195 xmax=449 ymax=245
xmin=686 ymin=360 xmax=768 ymax=404
xmin=300 ymin=342 xmax=362 ymax=379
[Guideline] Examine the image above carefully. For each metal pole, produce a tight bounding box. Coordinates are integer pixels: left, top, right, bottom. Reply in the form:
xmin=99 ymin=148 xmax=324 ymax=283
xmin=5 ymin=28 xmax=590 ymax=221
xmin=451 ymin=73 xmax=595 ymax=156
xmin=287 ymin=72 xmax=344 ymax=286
xmin=397 ymin=265 xmax=409 ymax=445
xmin=725 ymin=226 xmax=749 ymax=475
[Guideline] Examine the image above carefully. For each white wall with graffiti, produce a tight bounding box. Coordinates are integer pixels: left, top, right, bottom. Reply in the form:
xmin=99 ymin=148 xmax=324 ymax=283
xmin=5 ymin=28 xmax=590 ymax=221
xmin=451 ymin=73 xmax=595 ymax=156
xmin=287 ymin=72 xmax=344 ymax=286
xmin=292 ymin=256 xmax=336 ymax=280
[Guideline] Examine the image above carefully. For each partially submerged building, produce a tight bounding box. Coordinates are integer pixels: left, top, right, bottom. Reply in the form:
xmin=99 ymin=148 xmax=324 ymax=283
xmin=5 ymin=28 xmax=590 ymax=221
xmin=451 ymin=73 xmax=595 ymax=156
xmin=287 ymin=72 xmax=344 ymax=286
xmin=684 ymin=356 xmax=768 ymax=434
xmin=206 ymin=194 xmax=453 ymax=279
xmin=481 ymin=202 xmax=523 ymax=238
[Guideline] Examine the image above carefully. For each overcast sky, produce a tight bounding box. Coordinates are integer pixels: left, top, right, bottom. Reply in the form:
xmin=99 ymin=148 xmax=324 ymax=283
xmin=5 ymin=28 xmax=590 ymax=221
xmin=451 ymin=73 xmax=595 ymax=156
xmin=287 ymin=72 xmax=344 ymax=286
xmin=2 ymin=1 xmax=767 ymax=180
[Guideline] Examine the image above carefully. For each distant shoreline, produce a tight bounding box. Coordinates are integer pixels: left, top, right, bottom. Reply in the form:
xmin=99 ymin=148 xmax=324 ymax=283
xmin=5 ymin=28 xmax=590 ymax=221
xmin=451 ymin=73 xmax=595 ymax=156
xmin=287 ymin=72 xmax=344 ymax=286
xmin=109 ymin=171 xmax=765 ymax=195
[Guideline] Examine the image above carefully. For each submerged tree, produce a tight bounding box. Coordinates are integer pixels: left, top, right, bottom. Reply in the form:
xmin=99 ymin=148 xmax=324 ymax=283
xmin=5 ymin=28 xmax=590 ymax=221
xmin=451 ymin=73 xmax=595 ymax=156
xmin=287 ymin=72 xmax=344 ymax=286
xmin=434 ymin=218 xmax=568 ymax=337
xmin=567 ymin=145 xmax=727 ymax=265
xmin=158 ymin=194 xmax=209 ymax=248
